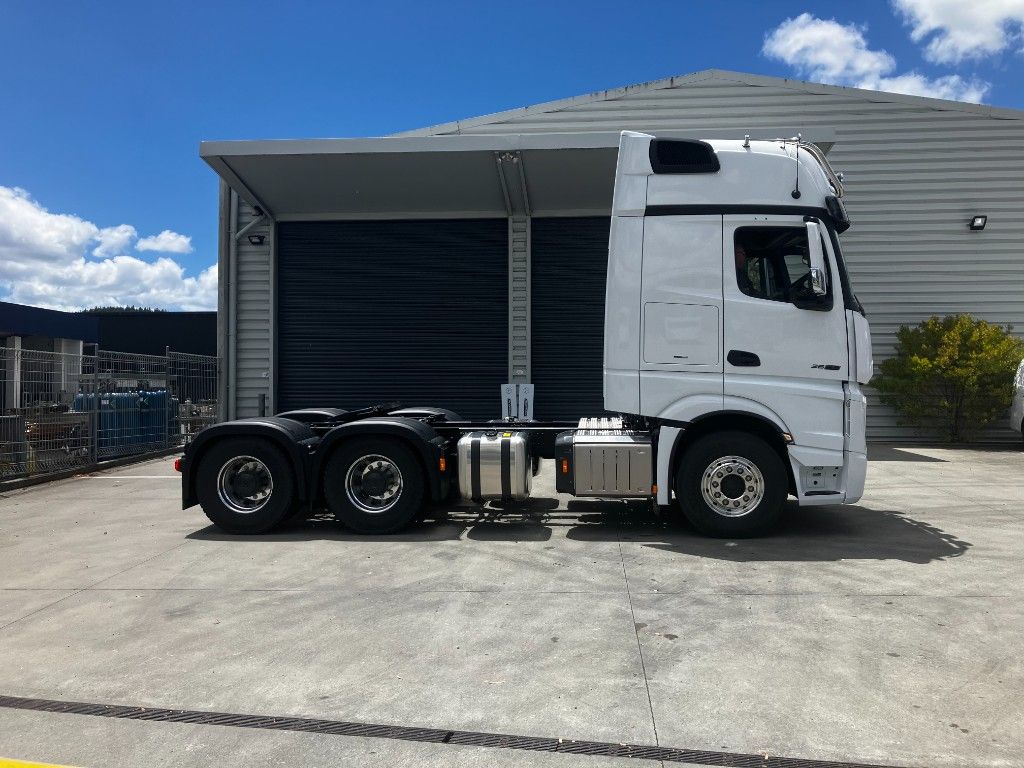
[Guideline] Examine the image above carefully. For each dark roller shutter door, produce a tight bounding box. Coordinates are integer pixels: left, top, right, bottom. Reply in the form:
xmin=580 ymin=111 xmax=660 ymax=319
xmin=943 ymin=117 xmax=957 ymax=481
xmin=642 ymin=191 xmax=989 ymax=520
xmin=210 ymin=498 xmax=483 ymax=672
xmin=277 ymin=219 xmax=507 ymax=419
xmin=531 ymin=217 xmax=611 ymax=421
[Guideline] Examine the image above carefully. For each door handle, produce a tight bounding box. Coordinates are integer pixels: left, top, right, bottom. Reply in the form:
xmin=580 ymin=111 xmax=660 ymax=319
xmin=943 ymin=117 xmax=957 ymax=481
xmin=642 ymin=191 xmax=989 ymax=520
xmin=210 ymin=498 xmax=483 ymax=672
xmin=727 ymin=350 xmax=761 ymax=367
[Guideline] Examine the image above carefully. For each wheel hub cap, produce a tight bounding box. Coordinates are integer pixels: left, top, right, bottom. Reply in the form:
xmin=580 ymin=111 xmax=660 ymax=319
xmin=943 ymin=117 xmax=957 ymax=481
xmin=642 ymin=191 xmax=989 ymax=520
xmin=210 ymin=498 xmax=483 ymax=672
xmin=345 ymin=454 xmax=404 ymax=514
xmin=700 ymin=455 xmax=765 ymax=518
xmin=361 ymin=470 xmax=388 ymax=497
xmin=216 ymin=456 xmax=274 ymax=514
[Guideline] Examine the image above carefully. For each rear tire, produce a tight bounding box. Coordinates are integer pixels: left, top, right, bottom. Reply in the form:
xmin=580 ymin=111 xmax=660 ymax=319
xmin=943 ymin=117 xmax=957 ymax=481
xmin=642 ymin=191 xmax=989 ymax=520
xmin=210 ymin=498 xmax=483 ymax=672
xmin=196 ymin=438 xmax=296 ymax=534
xmin=324 ymin=437 xmax=425 ymax=534
xmin=675 ymin=431 xmax=787 ymax=538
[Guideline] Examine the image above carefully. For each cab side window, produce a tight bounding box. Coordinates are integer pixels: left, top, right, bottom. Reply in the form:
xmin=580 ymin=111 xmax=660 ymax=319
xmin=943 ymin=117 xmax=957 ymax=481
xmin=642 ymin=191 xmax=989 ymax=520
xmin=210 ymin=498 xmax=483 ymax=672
xmin=734 ymin=227 xmax=825 ymax=304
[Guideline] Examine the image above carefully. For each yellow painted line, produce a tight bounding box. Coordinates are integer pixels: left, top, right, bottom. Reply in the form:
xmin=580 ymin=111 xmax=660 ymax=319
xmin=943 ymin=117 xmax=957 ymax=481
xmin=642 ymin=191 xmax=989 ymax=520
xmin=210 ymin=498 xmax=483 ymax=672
xmin=0 ymin=759 xmax=81 ymax=768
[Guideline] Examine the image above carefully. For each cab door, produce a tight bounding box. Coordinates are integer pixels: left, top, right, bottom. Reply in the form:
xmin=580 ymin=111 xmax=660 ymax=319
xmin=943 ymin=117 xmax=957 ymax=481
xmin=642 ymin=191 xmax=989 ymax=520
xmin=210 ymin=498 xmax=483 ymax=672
xmin=722 ymin=215 xmax=848 ymax=452
xmin=639 ymin=214 xmax=725 ymax=417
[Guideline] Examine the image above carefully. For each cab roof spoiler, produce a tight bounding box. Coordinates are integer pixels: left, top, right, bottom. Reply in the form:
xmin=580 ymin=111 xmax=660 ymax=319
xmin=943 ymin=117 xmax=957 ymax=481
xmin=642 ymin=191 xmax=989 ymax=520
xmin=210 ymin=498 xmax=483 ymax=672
xmin=778 ymin=137 xmax=845 ymax=198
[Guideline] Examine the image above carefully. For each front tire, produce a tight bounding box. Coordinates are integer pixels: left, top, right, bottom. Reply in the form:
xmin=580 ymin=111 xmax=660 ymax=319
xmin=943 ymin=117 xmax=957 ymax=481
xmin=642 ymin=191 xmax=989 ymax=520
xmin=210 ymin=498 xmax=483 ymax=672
xmin=196 ymin=438 xmax=296 ymax=534
xmin=324 ymin=438 xmax=425 ymax=534
xmin=675 ymin=431 xmax=788 ymax=538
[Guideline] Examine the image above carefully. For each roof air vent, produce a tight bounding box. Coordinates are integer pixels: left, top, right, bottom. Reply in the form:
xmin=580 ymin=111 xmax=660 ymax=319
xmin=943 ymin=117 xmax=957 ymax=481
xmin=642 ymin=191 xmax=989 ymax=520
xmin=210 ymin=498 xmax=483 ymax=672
xmin=649 ymin=139 xmax=721 ymax=174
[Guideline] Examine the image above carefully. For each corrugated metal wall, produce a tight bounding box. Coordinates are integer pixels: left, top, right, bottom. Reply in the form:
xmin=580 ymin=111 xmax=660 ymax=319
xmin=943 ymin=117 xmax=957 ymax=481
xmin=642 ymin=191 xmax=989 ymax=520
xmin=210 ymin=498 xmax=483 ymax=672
xmin=418 ymin=75 xmax=1024 ymax=441
xmin=233 ymin=201 xmax=273 ymax=418
xmin=509 ymin=216 xmax=530 ymax=382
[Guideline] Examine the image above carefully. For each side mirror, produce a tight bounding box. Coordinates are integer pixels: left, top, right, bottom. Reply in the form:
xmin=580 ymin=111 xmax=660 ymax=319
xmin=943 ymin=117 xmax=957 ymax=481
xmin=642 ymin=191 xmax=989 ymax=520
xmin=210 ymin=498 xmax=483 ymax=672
xmin=805 ymin=221 xmax=828 ymax=297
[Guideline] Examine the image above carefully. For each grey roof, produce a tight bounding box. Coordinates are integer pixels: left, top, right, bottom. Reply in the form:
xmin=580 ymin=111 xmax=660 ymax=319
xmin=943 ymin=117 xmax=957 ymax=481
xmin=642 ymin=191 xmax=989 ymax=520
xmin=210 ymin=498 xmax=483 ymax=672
xmin=199 ymin=68 xmax=1022 ymax=220
xmin=394 ymin=69 xmax=1024 ymax=138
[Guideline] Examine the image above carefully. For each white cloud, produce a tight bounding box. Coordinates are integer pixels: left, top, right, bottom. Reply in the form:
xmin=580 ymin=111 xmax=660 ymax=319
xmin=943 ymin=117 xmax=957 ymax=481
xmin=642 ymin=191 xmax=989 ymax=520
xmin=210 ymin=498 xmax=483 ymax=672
xmin=763 ymin=12 xmax=990 ymax=103
xmin=136 ymin=229 xmax=192 ymax=254
xmin=894 ymin=0 xmax=1024 ymax=63
xmin=0 ymin=185 xmax=215 ymax=311
xmin=764 ymin=14 xmax=895 ymax=84
xmin=870 ymin=72 xmax=989 ymax=103
xmin=92 ymin=224 xmax=137 ymax=258
xmin=0 ymin=186 xmax=99 ymax=263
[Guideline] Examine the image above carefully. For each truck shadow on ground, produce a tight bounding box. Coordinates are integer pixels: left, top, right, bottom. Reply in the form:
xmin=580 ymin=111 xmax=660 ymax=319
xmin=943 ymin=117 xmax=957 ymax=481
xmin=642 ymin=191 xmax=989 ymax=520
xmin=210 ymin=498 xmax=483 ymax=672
xmin=867 ymin=445 xmax=947 ymax=462
xmin=562 ymin=500 xmax=971 ymax=563
xmin=188 ymin=497 xmax=970 ymax=564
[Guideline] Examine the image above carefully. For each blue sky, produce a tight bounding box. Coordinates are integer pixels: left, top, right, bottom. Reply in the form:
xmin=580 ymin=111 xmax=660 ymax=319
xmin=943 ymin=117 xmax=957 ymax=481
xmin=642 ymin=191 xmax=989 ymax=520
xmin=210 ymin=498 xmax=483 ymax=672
xmin=1 ymin=0 xmax=1022 ymax=310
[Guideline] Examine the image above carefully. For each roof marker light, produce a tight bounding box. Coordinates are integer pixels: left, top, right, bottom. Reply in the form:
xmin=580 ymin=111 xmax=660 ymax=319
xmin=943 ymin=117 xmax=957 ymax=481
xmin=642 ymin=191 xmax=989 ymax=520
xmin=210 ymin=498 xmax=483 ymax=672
xmin=969 ymin=215 xmax=987 ymax=231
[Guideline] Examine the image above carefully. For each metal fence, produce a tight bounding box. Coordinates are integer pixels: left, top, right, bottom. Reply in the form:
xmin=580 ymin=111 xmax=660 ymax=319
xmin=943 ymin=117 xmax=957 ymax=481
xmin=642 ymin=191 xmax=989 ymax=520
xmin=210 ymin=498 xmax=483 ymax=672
xmin=0 ymin=347 xmax=218 ymax=484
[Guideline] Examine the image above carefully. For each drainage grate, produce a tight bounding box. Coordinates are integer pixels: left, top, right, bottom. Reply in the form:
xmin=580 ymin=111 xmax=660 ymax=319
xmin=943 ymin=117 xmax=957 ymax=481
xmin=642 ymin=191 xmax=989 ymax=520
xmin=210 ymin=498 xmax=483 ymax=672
xmin=0 ymin=694 xmax=910 ymax=768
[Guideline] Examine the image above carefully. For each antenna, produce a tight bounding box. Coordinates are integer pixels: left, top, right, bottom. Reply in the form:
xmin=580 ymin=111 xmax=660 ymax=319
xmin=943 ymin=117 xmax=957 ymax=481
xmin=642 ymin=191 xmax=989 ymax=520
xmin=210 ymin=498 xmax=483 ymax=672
xmin=791 ymin=133 xmax=802 ymax=199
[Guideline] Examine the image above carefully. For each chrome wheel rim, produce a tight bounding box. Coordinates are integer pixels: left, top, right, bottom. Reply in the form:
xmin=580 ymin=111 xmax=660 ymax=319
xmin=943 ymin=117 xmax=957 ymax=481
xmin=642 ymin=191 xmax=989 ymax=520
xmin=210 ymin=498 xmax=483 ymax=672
xmin=217 ymin=455 xmax=273 ymax=514
xmin=345 ymin=454 xmax=403 ymax=514
xmin=700 ymin=455 xmax=764 ymax=517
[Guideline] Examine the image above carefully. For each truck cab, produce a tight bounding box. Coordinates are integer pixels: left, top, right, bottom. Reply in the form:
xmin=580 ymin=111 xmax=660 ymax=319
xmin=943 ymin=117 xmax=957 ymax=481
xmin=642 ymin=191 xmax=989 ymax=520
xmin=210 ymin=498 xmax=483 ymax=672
xmin=180 ymin=131 xmax=872 ymax=539
xmin=604 ymin=132 xmax=872 ymax=532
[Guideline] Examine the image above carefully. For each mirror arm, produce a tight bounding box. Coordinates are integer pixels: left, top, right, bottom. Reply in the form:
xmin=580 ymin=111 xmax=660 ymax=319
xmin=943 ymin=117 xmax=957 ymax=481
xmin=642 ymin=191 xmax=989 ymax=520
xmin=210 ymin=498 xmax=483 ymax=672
xmin=794 ymin=294 xmax=834 ymax=312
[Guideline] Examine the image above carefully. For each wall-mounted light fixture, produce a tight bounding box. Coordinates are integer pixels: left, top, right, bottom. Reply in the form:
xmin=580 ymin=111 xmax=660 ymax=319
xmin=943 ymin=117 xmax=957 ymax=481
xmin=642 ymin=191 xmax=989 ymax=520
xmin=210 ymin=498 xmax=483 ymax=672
xmin=969 ymin=215 xmax=987 ymax=231
xmin=247 ymin=234 xmax=266 ymax=245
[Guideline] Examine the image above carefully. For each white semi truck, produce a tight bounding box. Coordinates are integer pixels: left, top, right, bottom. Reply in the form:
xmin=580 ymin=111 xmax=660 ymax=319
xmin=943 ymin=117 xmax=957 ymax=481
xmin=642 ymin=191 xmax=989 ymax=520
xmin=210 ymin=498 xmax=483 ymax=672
xmin=178 ymin=131 xmax=873 ymax=538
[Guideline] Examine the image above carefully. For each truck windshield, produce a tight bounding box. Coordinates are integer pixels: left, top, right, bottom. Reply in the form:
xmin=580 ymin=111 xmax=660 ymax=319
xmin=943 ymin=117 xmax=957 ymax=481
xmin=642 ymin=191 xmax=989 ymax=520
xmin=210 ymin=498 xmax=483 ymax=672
xmin=827 ymin=227 xmax=865 ymax=316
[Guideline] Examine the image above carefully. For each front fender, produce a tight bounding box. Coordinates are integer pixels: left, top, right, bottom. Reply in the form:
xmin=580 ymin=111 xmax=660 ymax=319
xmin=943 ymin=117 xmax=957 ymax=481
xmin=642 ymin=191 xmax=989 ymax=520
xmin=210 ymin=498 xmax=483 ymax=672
xmin=719 ymin=396 xmax=790 ymax=435
xmin=656 ymin=394 xmax=791 ymax=436
xmin=311 ymin=417 xmax=448 ymax=502
xmin=181 ymin=417 xmax=317 ymax=508
xmin=653 ymin=398 xmax=793 ymax=506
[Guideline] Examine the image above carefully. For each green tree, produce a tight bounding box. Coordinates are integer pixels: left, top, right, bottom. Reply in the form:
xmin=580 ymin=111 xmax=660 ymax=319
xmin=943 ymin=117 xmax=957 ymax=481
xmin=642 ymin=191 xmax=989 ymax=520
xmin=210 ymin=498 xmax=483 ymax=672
xmin=875 ymin=315 xmax=1024 ymax=442
xmin=80 ymin=306 xmax=166 ymax=314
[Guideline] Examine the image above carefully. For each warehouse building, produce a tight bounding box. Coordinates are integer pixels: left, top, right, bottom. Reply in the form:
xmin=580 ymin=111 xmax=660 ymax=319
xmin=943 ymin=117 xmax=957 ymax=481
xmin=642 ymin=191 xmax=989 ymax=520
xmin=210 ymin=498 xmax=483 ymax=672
xmin=0 ymin=301 xmax=98 ymax=411
xmin=202 ymin=69 xmax=1024 ymax=440
xmin=85 ymin=310 xmax=217 ymax=357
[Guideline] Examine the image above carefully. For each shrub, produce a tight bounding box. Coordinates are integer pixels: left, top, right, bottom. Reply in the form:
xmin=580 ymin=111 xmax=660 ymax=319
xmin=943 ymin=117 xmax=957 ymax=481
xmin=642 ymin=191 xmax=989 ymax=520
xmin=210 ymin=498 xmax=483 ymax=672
xmin=874 ymin=315 xmax=1024 ymax=442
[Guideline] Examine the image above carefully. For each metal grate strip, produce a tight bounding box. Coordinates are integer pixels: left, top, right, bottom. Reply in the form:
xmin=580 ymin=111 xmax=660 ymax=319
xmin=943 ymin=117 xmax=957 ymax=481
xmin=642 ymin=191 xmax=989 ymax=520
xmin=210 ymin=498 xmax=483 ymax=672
xmin=0 ymin=694 xmax=912 ymax=768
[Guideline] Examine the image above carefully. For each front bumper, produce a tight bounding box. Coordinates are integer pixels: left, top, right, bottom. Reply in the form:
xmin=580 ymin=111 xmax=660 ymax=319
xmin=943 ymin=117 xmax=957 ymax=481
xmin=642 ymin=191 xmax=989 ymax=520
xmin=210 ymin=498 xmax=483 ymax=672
xmin=787 ymin=444 xmax=866 ymax=507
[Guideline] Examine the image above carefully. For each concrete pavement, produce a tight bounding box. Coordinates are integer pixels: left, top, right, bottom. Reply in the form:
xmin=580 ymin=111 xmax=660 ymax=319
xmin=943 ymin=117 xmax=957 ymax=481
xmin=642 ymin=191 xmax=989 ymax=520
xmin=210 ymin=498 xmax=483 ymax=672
xmin=0 ymin=446 xmax=1021 ymax=766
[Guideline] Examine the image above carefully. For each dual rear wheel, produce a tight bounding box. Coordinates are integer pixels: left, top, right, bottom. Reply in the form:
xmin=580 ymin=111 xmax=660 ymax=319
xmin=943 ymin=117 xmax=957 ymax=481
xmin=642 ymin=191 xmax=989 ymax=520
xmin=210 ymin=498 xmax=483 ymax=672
xmin=196 ymin=438 xmax=295 ymax=534
xmin=322 ymin=438 xmax=425 ymax=534
xmin=196 ymin=436 xmax=425 ymax=535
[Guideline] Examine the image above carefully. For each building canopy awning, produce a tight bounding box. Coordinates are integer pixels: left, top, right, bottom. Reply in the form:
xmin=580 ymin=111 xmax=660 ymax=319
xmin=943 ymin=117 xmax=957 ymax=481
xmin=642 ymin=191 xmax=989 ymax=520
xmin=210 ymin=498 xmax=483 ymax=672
xmin=200 ymin=129 xmax=835 ymax=221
